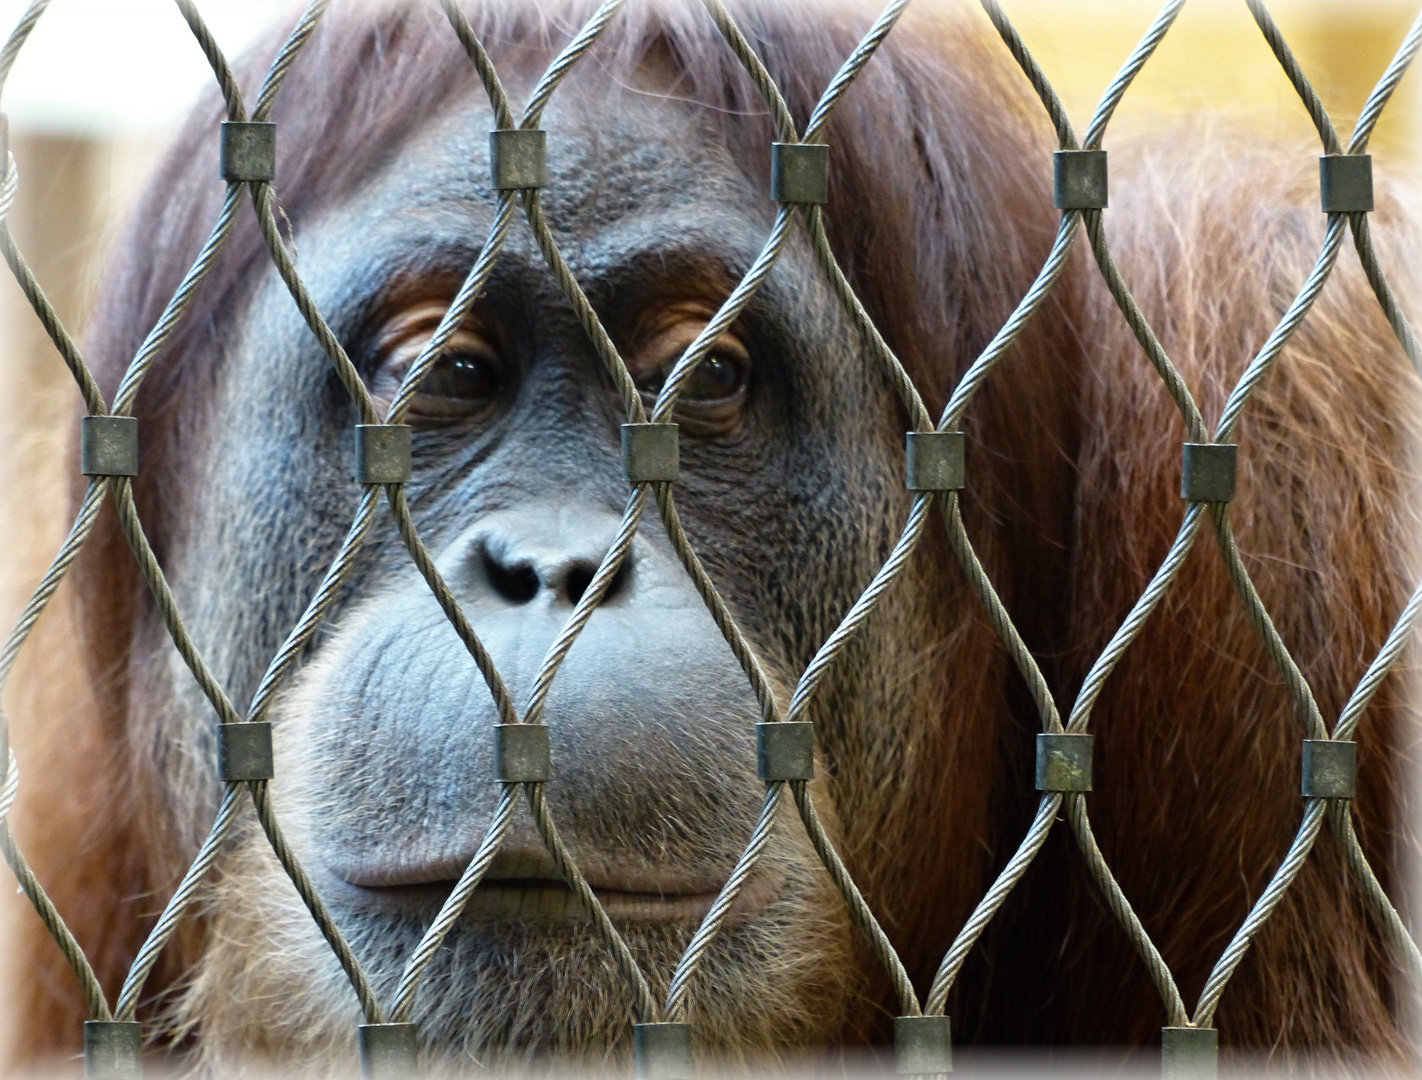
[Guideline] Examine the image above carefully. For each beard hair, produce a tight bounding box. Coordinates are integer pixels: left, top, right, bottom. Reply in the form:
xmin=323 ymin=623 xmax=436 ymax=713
xmin=167 ymin=817 xmax=861 ymax=1076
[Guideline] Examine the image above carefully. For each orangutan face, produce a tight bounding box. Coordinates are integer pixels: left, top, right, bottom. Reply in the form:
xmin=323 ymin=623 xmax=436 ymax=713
xmin=161 ymin=75 xmax=938 ymax=1070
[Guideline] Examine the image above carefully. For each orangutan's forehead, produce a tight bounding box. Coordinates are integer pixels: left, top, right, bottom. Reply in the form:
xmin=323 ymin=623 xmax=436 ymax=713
xmin=318 ymin=86 xmax=771 ymax=300
xmin=364 ymin=81 xmax=750 ymax=222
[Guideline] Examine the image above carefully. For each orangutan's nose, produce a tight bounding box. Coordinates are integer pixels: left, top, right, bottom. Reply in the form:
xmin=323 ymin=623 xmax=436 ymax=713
xmin=464 ymin=506 xmax=630 ymax=607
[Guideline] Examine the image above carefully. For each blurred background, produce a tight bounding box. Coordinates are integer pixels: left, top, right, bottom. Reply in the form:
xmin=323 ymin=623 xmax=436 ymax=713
xmin=0 ymin=0 xmax=289 ymax=612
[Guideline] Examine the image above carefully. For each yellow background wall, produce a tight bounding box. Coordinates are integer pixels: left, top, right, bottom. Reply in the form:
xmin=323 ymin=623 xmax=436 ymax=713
xmin=1000 ymin=1 xmax=1419 ymax=163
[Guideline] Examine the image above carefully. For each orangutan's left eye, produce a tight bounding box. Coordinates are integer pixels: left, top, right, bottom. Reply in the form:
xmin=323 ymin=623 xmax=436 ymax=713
xmin=369 ymin=302 xmax=507 ymax=425
xmin=637 ymin=349 xmax=748 ymax=403
xmin=629 ymin=312 xmax=751 ymax=430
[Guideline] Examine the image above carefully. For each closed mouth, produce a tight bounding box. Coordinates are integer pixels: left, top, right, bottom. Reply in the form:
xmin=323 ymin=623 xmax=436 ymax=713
xmin=343 ymin=878 xmax=734 ymax=923
xmin=328 ymin=853 xmax=778 ymax=925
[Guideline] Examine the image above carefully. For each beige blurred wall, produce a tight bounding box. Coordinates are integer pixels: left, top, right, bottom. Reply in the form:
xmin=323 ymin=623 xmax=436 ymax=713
xmin=0 ymin=134 xmax=158 ymax=624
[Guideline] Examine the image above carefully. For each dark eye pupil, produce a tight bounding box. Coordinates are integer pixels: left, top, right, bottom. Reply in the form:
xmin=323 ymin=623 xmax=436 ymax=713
xmin=633 ymin=350 xmax=746 ymax=404
xmin=419 ymin=354 xmax=498 ymax=400
xmin=688 ymin=355 xmax=740 ymax=400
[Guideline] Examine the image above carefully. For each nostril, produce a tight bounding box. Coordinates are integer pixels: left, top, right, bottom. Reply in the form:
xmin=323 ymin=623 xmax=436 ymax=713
xmin=562 ymin=559 xmax=630 ymax=607
xmin=482 ymin=549 xmax=539 ymax=605
xmin=565 ymin=565 xmax=595 ymax=606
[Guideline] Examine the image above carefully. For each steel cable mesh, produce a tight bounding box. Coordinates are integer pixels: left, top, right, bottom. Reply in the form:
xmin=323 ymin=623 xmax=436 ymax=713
xmin=0 ymin=0 xmax=1416 ymax=1077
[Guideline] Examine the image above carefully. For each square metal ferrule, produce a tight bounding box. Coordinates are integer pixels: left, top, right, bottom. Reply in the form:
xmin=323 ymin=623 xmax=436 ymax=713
xmin=490 ymin=129 xmax=548 ymax=190
xmin=1054 ymin=149 xmax=1108 ymax=210
xmin=770 ymin=142 xmax=830 ymax=204
xmin=1161 ymin=1026 xmax=1218 ymax=1080
xmin=906 ymin=431 xmax=965 ymax=491
xmin=1302 ymin=738 xmax=1356 ymax=799
xmin=355 ymin=424 xmax=412 ymax=485
xmin=757 ymin=721 xmax=815 ymax=782
xmin=358 ymin=1023 xmax=417 ymax=1080
xmin=494 ymin=723 xmax=550 ymax=783
xmin=633 ymin=1022 xmax=694 ymax=1080
xmin=84 ymin=1021 xmax=143 ymax=1080
xmin=894 ymin=1015 xmax=952 ymax=1075
xmin=622 ymin=422 xmax=679 ymax=483
xmin=218 ymin=721 xmax=274 ymax=783
xmin=219 ymin=121 xmax=276 ymax=183
xmin=1181 ymin=443 xmax=1237 ymax=503
xmin=81 ymin=415 xmax=139 ymax=477
xmin=1320 ymin=154 xmax=1373 ymax=213
xmin=1035 ymin=732 xmax=1093 ymax=793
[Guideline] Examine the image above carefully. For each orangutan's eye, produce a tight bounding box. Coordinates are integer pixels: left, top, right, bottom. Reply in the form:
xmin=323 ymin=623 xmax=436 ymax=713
xmin=628 ymin=310 xmax=751 ymax=431
xmin=370 ymin=302 xmax=506 ymax=424
xmin=683 ymin=352 xmax=745 ymax=401
xmin=637 ymin=350 xmax=747 ymax=403
xmin=408 ymin=350 xmax=503 ymax=418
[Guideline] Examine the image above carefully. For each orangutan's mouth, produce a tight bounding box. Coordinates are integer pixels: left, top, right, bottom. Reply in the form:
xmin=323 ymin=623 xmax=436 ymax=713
xmin=328 ymin=848 xmax=777 ymax=925
xmin=344 ymin=880 xmax=737 ymax=923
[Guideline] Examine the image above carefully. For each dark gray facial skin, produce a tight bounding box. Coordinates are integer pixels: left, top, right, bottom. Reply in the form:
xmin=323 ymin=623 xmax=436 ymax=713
xmin=154 ymin=73 xmax=950 ymax=1071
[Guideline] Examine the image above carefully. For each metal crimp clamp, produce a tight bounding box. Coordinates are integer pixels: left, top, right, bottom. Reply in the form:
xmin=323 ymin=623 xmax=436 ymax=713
xmin=906 ymin=431 xmax=965 ymax=491
xmin=1035 ymin=732 xmax=1093 ymax=793
xmin=1320 ymin=154 xmax=1373 ymax=213
xmin=1301 ymin=739 xmax=1356 ymax=799
xmin=771 ymin=142 xmax=830 ymax=204
xmin=1161 ymin=1026 xmax=1218 ymax=1080
xmin=757 ymin=721 xmax=814 ymax=782
xmin=219 ymin=121 xmax=276 ymax=183
xmin=494 ymin=723 xmax=550 ymax=783
xmin=355 ymin=424 xmax=412 ymax=485
xmin=358 ymin=1023 xmax=417 ymax=1080
xmin=81 ymin=416 xmax=139 ymax=477
xmin=894 ymin=1015 xmax=952 ymax=1075
xmin=1054 ymin=149 xmax=1108 ymax=210
xmin=1181 ymin=443 xmax=1237 ymax=503
xmin=218 ymin=721 xmax=274 ymax=782
xmin=634 ymin=1022 xmax=694 ymax=1080
xmin=622 ymin=423 xmax=679 ymax=483
xmin=85 ymin=1021 xmax=143 ymax=1080
xmin=490 ymin=129 xmax=548 ymax=190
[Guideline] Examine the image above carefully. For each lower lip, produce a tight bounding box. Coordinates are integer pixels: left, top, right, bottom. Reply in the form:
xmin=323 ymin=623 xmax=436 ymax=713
xmin=329 ymin=876 xmax=770 ymax=925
